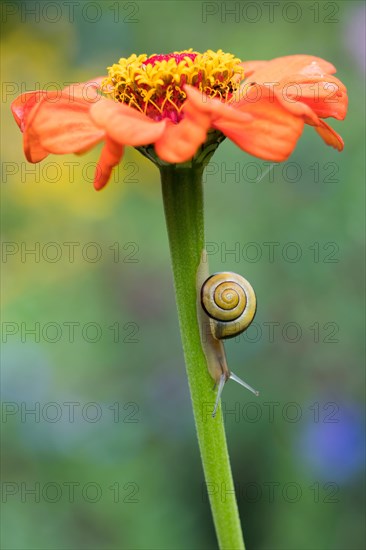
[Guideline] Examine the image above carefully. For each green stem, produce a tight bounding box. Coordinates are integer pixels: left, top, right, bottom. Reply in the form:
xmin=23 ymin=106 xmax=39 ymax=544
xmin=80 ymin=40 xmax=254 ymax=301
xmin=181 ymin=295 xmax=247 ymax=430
xmin=160 ymin=165 xmax=245 ymax=550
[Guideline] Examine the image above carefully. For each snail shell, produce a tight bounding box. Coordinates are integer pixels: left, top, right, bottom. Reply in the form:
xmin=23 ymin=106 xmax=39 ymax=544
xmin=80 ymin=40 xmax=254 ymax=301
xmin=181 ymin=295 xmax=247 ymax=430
xmin=201 ymin=272 xmax=257 ymax=340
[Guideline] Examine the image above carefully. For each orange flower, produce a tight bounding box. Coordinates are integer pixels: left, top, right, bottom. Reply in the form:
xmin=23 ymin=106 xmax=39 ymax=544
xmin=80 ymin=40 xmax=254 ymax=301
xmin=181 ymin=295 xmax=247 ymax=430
xmin=11 ymin=50 xmax=348 ymax=190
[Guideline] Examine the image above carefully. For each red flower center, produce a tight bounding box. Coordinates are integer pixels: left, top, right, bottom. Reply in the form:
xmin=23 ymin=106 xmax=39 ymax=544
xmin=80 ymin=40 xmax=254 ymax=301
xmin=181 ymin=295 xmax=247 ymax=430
xmin=142 ymin=52 xmax=198 ymax=66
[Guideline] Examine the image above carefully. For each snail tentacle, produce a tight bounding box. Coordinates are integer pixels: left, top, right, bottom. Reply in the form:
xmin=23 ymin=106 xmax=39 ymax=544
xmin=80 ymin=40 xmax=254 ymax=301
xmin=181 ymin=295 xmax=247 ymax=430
xmin=230 ymin=371 xmax=259 ymax=397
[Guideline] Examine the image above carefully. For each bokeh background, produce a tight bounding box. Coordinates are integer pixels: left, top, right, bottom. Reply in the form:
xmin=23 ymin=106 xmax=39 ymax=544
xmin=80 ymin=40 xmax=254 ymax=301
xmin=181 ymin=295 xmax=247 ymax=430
xmin=1 ymin=1 xmax=365 ymax=549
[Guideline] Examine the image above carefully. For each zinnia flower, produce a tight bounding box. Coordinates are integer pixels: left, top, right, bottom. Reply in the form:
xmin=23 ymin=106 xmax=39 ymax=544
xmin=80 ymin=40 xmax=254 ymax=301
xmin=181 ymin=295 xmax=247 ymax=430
xmin=11 ymin=49 xmax=348 ymax=190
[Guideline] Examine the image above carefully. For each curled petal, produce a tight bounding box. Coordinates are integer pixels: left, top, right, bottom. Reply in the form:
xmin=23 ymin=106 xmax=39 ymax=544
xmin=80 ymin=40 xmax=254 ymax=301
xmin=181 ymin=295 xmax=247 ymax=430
xmin=314 ymin=120 xmax=344 ymax=151
xmin=243 ymin=55 xmax=337 ymax=85
xmin=11 ymin=91 xmax=50 ymax=132
xmin=11 ymin=80 xmax=105 ymax=162
xmin=24 ymin=124 xmax=50 ymax=163
xmin=274 ymin=92 xmax=344 ymax=151
xmin=94 ymin=137 xmax=124 ymax=191
xmin=90 ymin=98 xmax=167 ymax=146
xmin=28 ymin=91 xmax=105 ymax=155
xmin=14 ymin=91 xmax=62 ymax=162
xmin=215 ymin=85 xmax=304 ymax=161
xmin=278 ymin=74 xmax=348 ymax=120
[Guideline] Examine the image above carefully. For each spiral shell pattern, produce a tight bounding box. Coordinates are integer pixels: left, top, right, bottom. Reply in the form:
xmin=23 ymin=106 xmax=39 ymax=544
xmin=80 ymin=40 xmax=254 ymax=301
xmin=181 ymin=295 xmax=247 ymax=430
xmin=201 ymin=272 xmax=256 ymax=339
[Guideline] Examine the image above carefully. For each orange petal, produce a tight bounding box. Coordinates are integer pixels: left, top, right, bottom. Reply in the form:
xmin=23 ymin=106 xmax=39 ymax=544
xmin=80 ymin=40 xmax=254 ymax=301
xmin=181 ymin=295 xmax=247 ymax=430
xmin=239 ymin=60 xmax=269 ymax=78
xmin=24 ymin=124 xmax=50 ymax=163
xmin=154 ymin=86 xmax=251 ymax=163
xmin=273 ymin=92 xmax=345 ymax=151
xmin=90 ymin=98 xmax=167 ymax=146
xmin=154 ymin=109 xmax=211 ymax=164
xmin=243 ymin=55 xmax=337 ymax=85
xmin=62 ymin=77 xmax=105 ymax=101
xmin=315 ymin=120 xmax=344 ymax=151
xmin=215 ymin=85 xmax=304 ymax=161
xmin=278 ymin=74 xmax=348 ymax=120
xmin=11 ymin=91 xmax=49 ymax=132
xmin=184 ymin=85 xmax=252 ymax=123
xmin=28 ymin=92 xmax=105 ymax=155
xmin=12 ymin=91 xmax=57 ymax=162
xmin=94 ymin=137 xmax=124 ymax=191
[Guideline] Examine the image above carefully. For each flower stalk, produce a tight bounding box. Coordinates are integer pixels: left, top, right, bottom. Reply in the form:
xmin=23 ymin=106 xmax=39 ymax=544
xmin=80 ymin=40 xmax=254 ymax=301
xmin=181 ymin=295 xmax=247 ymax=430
xmin=160 ymin=164 xmax=245 ymax=550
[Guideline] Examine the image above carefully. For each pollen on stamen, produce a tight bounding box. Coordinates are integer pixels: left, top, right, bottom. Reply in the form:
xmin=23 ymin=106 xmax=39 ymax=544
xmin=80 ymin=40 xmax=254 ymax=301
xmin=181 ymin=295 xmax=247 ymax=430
xmin=102 ymin=49 xmax=244 ymax=123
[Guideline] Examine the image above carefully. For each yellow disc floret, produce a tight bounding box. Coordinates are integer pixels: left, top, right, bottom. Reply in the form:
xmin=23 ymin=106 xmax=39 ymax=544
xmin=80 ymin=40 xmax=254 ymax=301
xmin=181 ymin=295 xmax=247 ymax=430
xmin=102 ymin=49 xmax=244 ymax=122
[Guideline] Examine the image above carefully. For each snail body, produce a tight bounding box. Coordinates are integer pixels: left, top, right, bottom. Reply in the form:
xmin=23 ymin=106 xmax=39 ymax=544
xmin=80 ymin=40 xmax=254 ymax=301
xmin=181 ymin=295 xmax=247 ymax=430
xmin=197 ymin=251 xmax=259 ymax=417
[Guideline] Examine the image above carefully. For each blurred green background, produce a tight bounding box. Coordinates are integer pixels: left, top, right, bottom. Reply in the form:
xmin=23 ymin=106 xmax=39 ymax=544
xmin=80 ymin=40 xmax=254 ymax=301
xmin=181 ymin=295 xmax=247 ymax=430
xmin=1 ymin=1 xmax=365 ymax=549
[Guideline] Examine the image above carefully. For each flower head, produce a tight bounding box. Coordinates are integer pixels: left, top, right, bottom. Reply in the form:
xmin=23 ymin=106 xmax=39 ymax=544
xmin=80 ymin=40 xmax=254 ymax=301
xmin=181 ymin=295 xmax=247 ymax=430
xmin=11 ymin=50 xmax=348 ymax=190
xmin=103 ymin=49 xmax=244 ymax=122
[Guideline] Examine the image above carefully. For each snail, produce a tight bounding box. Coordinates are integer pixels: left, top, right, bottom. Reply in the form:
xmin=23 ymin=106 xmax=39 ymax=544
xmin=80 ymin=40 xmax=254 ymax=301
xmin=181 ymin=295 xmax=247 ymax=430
xmin=197 ymin=250 xmax=259 ymax=417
